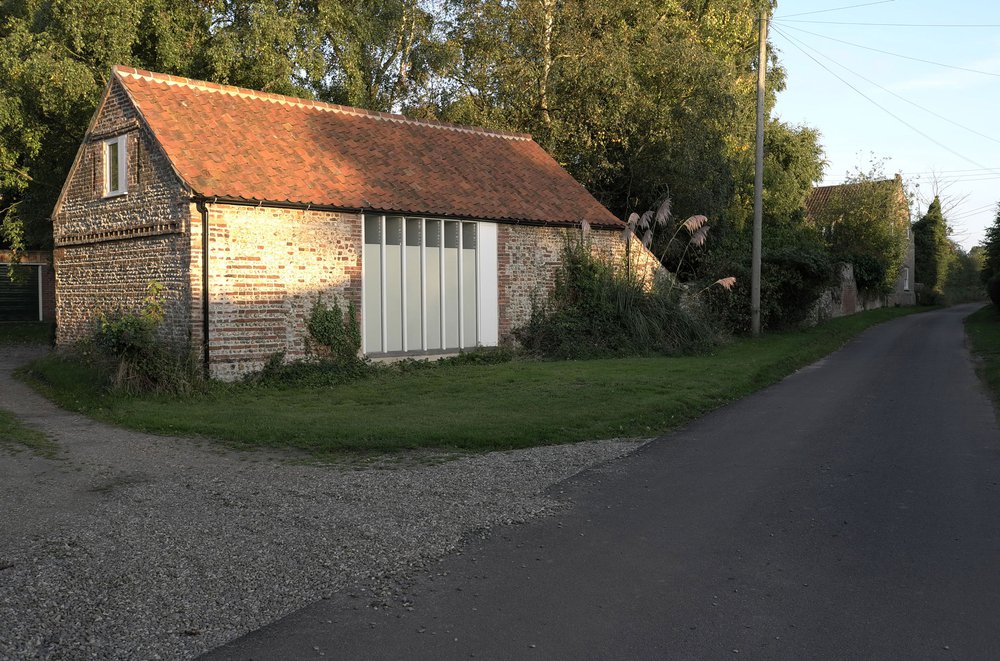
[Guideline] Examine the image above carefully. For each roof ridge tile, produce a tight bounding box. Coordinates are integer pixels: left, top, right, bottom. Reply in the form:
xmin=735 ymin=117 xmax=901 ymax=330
xmin=112 ymin=64 xmax=532 ymax=142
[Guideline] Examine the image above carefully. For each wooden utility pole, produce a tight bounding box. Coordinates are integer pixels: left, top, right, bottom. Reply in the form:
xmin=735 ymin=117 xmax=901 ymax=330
xmin=751 ymin=11 xmax=767 ymax=337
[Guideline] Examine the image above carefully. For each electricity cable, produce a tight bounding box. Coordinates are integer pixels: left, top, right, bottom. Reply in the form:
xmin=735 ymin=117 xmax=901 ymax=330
xmin=777 ymin=1 xmax=896 ymax=19
xmin=771 ymin=25 xmax=994 ymax=172
xmin=774 ymin=23 xmax=1000 ymax=78
xmin=774 ymin=27 xmax=1000 ymax=148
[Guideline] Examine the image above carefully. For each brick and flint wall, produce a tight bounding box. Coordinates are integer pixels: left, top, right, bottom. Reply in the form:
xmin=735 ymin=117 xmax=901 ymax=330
xmin=53 ymin=79 xmax=191 ymax=348
xmin=192 ymin=204 xmax=361 ymax=380
xmin=497 ymin=224 xmax=662 ymax=338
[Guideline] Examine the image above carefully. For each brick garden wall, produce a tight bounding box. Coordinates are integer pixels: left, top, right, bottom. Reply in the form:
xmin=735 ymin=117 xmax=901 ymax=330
xmin=193 ymin=204 xmax=361 ymax=381
xmin=53 ymin=79 xmax=191 ymax=347
xmin=497 ymin=224 xmax=661 ymax=338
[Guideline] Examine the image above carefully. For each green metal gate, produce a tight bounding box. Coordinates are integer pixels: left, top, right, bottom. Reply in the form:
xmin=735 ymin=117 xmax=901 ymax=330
xmin=0 ymin=265 xmax=40 ymax=321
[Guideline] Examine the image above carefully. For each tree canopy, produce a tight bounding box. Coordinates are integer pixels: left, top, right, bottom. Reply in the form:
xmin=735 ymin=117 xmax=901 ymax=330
xmin=912 ymin=196 xmax=951 ymax=300
xmin=808 ymin=170 xmax=910 ymax=294
xmin=2 ymin=0 xmax=800 ymax=255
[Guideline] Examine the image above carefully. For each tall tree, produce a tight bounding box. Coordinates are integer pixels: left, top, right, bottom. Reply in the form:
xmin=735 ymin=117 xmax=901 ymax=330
xmin=980 ymin=204 xmax=1000 ymax=286
xmin=0 ymin=0 xmax=213 ymax=253
xmin=912 ymin=196 xmax=951 ymax=300
xmin=435 ymin=0 xmax=780 ymax=222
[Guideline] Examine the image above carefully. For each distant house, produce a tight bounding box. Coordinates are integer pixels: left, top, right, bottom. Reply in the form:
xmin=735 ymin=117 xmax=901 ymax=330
xmin=805 ymin=175 xmax=916 ymax=316
xmin=51 ymin=66 xmax=657 ymax=379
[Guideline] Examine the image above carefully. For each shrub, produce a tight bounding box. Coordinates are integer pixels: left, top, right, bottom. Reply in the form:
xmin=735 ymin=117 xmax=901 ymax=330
xmin=92 ymin=281 xmax=199 ymax=395
xmin=988 ymin=273 xmax=1000 ymax=309
xmin=514 ymin=238 xmax=719 ymax=358
xmin=703 ymin=222 xmax=835 ymax=333
xmin=306 ymin=296 xmax=362 ymax=364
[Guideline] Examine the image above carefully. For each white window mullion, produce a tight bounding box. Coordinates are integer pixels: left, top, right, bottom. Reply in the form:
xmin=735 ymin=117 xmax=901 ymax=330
xmin=439 ymin=219 xmax=446 ymax=349
xmin=380 ymin=215 xmax=388 ymax=353
xmin=361 ymin=213 xmax=369 ymax=354
xmin=421 ymin=218 xmax=427 ymax=352
xmin=401 ymin=216 xmax=408 ymax=353
xmin=475 ymin=224 xmax=481 ymax=346
xmin=458 ymin=222 xmax=465 ymax=350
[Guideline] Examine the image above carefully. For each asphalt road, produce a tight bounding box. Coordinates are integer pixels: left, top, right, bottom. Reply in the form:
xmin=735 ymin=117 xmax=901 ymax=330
xmin=205 ymin=304 xmax=1000 ymax=660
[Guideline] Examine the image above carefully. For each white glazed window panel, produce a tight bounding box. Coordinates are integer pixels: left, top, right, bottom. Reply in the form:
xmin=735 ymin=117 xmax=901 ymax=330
xmin=384 ymin=216 xmax=404 ymax=352
xmin=363 ymin=215 xmax=497 ymax=354
xmin=462 ymin=222 xmax=478 ymax=346
xmin=103 ymin=135 xmax=128 ymax=197
xmin=405 ymin=218 xmax=423 ymax=350
xmin=444 ymin=221 xmax=460 ymax=350
xmin=424 ymin=221 xmax=442 ymax=350
xmin=363 ymin=215 xmax=383 ymax=353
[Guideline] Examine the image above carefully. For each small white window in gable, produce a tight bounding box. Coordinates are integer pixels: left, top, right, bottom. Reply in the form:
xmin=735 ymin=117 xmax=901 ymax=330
xmin=104 ymin=135 xmax=128 ymax=197
xmin=903 ymin=266 xmax=910 ymax=291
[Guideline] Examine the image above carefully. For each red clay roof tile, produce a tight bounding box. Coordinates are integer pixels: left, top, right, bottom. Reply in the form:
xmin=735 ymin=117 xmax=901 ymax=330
xmin=112 ymin=66 xmax=622 ymax=228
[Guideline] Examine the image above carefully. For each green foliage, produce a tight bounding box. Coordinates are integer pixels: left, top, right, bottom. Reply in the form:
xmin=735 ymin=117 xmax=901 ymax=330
xmin=91 ymin=281 xmax=198 ymax=395
xmin=912 ymin=196 xmax=952 ymax=302
xmin=704 ymin=218 xmax=836 ymax=334
xmin=306 ymin=296 xmax=362 ymax=364
xmin=988 ymin=274 xmax=1000 ymax=309
xmin=965 ymin=305 xmax=1000 ymax=402
xmin=980 ymin=204 xmax=1000 ymax=287
xmin=809 ymin=169 xmax=910 ymax=295
xmin=942 ymin=246 xmax=984 ymax=304
xmin=514 ymin=237 xmax=718 ymax=359
xmin=433 ymin=0 xmax=781 ymax=222
xmin=0 ymin=0 xmax=217 ymax=251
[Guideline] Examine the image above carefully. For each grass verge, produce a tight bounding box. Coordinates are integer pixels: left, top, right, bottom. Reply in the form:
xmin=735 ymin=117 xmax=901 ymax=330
xmin=0 ymin=409 xmax=58 ymax=459
xmin=965 ymin=305 xmax=1000 ymax=403
xmin=0 ymin=322 xmax=55 ymax=345
xmin=19 ymin=306 xmax=928 ymax=455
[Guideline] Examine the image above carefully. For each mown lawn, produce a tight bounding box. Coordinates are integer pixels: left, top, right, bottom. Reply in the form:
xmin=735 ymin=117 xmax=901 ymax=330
xmin=965 ymin=304 xmax=1000 ymax=403
xmin=21 ymin=306 xmax=928 ymax=455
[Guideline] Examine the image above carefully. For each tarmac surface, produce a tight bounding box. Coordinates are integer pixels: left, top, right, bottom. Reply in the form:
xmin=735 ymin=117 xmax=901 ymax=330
xmin=206 ymin=304 xmax=1000 ymax=660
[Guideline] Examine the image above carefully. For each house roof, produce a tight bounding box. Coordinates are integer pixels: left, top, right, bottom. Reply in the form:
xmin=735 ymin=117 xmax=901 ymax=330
xmin=805 ymin=177 xmax=905 ymax=220
xmin=111 ymin=66 xmax=622 ymax=228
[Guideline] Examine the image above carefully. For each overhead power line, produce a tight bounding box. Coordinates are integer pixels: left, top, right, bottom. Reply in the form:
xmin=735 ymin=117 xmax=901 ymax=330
xmin=771 ymin=26 xmax=995 ymax=173
xmin=775 ymin=24 xmax=1000 ymax=78
xmin=773 ymin=28 xmax=1000 ymax=148
xmin=777 ymin=20 xmax=1000 ymax=28
xmin=777 ymin=1 xmax=895 ymax=19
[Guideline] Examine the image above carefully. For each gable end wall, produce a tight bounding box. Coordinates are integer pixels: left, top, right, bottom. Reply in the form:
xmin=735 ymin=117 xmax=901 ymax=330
xmin=53 ymin=79 xmax=192 ymax=348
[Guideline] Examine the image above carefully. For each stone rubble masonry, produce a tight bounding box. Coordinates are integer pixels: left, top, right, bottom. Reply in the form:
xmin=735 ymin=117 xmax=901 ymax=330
xmin=497 ymin=224 xmax=662 ymax=338
xmin=53 ymin=78 xmax=192 ymax=349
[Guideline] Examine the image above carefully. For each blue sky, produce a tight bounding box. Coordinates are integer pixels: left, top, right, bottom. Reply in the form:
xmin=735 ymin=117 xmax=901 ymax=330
xmin=770 ymin=0 xmax=1000 ymax=249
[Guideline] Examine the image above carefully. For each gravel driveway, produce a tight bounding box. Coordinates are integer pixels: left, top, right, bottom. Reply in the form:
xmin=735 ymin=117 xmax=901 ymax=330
xmin=0 ymin=346 xmax=643 ymax=659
